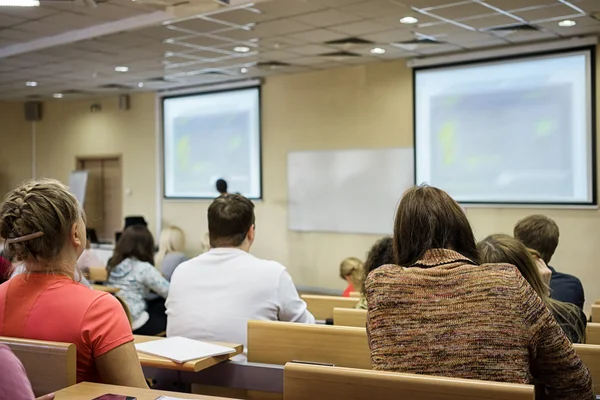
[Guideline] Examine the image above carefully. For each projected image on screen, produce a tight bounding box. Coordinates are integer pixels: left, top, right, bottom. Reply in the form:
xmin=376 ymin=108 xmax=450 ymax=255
xmin=163 ymin=87 xmax=261 ymax=199
xmin=415 ymin=50 xmax=593 ymax=204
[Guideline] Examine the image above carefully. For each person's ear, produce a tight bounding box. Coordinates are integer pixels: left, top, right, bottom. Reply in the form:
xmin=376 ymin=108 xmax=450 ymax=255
xmin=71 ymin=222 xmax=83 ymax=249
xmin=247 ymin=224 xmax=255 ymax=243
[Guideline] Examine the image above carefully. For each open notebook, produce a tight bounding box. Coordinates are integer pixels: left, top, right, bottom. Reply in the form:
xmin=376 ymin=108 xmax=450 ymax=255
xmin=135 ymin=336 xmax=236 ymax=364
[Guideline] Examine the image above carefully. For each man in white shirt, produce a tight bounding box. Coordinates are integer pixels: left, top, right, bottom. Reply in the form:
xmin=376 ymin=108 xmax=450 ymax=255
xmin=166 ymin=194 xmax=314 ymax=359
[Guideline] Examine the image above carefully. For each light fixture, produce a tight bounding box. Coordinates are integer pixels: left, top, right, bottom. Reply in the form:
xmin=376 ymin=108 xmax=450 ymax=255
xmin=240 ymin=67 xmax=248 ymax=74
xmin=558 ymin=19 xmax=576 ymax=27
xmin=53 ymin=93 xmax=63 ymax=99
xmin=25 ymin=81 xmax=37 ymax=87
xmin=400 ymin=16 xmax=419 ymax=24
xmin=233 ymin=46 xmax=251 ymax=53
xmin=114 ymin=66 xmax=129 ymax=72
xmin=137 ymin=82 xmax=144 ymax=88
xmin=0 ymin=0 xmax=39 ymax=6
xmin=370 ymin=47 xmax=386 ymax=55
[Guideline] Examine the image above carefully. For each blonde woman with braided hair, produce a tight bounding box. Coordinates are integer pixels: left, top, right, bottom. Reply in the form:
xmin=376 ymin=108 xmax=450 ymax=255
xmin=0 ymin=179 xmax=147 ymax=387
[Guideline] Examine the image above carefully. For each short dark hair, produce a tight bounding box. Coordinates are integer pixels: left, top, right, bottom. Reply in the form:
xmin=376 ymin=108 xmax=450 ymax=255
xmin=216 ymin=179 xmax=228 ymax=194
xmin=394 ymin=185 xmax=479 ymax=266
xmin=514 ymin=215 xmax=559 ymax=264
xmin=361 ymin=237 xmax=394 ymax=294
xmin=208 ymin=194 xmax=255 ymax=248
xmin=108 ymin=225 xmax=155 ymax=274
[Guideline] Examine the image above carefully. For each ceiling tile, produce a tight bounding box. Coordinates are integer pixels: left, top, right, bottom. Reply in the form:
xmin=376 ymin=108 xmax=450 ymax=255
xmin=10 ymin=20 xmax=69 ymax=36
xmin=510 ymin=3 xmax=585 ymax=21
xmin=285 ymin=29 xmax=348 ymax=43
xmin=39 ymin=12 xmax=104 ymax=29
xmin=254 ymin=0 xmax=327 ymax=19
xmin=427 ymin=2 xmax=497 ymax=19
xmin=169 ymin=18 xmax=232 ymax=33
xmin=505 ymin=31 xmax=559 ymax=43
xmin=0 ymin=14 xmax=26 ymax=28
xmin=209 ymin=8 xmax=270 ymax=25
xmin=401 ymin=0 xmax=471 ymax=9
xmin=330 ymin=19 xmax=392 ymax=36
xmin=258 ymin=36 xmax=305 ymax=50
xmin=457 ymin=13 xmax=522 ymax=29
xmin=291 ymin=9 xmax=362 ymax=27
xmin=343 ymin=1 xmax=411 ymax=19
xmin=484 ymin=0 xmax=558 ymax=9
xmin=0 ymin=6 xmax=58 ymax=19
xmin=305 ymin=0 xmax=365 ymax=6
xmin=360 ymin=29 xmax=416 ymax=43
xmin=288 ymin=44 xmax=336 ymax=55
xmin=0 ymin=28 xmax=41 ymax=42
xmin=574 ymin=0 xmax=600 ymax=13
xmin=287 ymin=56 xmax=331 ymax=66
xmin=416 ymin=43 xmax=463 ymax=54
xmin=371 ymin=13 xmax=445 ymax=28
xmin=252 ymin=19 xmax=314 ymax=37
xmin=257 ymin=50 xmax=298 ymax=60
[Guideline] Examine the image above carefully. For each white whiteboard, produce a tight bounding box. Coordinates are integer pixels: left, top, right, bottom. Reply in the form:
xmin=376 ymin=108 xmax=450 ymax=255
xmin=288 ymin=148 xmax=414 ymax=235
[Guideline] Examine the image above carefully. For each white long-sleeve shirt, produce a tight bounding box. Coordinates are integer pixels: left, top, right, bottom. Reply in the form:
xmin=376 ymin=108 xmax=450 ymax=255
xmin=166 ymin=248 xmax=314 ymax=359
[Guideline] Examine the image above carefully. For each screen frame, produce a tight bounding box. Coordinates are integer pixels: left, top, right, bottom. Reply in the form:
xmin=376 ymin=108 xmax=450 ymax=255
xmin=413 ymin=46 xmax=597 ymax=207
xmin=161 ymin=85 xmax=263 ymax=200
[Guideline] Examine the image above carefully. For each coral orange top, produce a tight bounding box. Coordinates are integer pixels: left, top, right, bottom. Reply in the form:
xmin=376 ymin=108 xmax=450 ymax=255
xmin=0 ymin=273 xmax=133 ymax=383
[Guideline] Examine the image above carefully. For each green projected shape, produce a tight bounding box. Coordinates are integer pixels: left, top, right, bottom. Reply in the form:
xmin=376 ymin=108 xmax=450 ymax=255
xmin=438 ymin=121 xmax=457 ymax=165
xmin=176 ymin=135 xmax=191 ymax=170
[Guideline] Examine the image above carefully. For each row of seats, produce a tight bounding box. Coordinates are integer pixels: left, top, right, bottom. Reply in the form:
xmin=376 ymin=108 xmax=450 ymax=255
xmin=6 ymin=320 xmax=600 ymax=400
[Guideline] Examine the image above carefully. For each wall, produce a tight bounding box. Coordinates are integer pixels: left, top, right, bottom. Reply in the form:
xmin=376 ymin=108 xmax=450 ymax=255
xmin=1 ymin=54 xmax=599 ymax=312
xmin=0 ymin=93 xmax=158 ymax=235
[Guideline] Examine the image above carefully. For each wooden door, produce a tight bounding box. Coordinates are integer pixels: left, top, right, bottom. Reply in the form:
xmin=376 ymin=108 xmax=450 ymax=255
xmin=76 ymin=156 xmax=122 ymax=242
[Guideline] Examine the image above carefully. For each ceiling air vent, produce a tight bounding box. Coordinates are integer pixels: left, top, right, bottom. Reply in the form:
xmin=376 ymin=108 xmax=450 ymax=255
xmin=325 ymin=37 xmax=374 ymax=45
xmin=98 ymin=84 xmax=133 ymax=90
xmin=319 ymin=51 xmax=361 ymax=59
xmin=392 ymin=38 xmax=445 ymax=51
xmin=485 ymin=24 xmax=539 ymax=32
xmin=256 ymin=61 xmax=290 ymax=69
xmin=62 ymin=89 xmax=90 ymax=94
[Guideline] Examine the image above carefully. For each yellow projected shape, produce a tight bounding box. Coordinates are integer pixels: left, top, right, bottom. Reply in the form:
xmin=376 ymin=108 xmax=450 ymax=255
xmin=176 ymin=136 xmax=190 ymax=170
xmin=438 ymin=122 xmax=456 ymax=166
xmin=536 ymin=119 xmax=555 ymax=137
xmin=229 ymin=135 xmax=243 ymax=151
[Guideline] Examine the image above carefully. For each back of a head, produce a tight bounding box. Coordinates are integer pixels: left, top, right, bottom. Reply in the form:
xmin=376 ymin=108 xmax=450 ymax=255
xmin=394 ymin=185 xmax=478 ymax=266
xmin=339 ymin=257 xmax=363 ymax=288
xmin=108 ymin=225 xmax=155 ymax=272
xmin=361 ymin=237 xmax=394 ymax=294
xmin=477 ymin=234 xmax=547 ymax=298
xmin=513 ymin=215 xmax=559 ymax=264
xmin=158 ymin=226 xmax=185 ymax=254
xmin=216 ymin=179 xmax=228 ymax=195
xmin=208 ymin=194 xmax=254 ymax=248
xmin=0 ymin=179 xmax=81 ymax=271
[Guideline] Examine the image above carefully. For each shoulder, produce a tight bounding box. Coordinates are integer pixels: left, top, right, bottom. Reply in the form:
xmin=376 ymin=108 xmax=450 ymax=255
xmin=85 ymin=290 xmax=124 ymax=315
xmin=255 ymin=256 xmax=288 ymax=275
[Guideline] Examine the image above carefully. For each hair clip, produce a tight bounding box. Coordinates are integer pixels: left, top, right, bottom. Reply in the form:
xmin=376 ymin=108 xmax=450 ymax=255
xmin=5 ymin=231 xmax=44 ymax=244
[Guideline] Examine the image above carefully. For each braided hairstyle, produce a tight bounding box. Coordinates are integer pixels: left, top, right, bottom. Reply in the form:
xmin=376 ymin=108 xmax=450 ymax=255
xmin=0 ymin=179 xmax=82 ymax=265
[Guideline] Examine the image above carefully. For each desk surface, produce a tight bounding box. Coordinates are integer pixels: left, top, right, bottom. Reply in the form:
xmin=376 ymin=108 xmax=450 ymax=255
xmin=54 ymin=382 xmax=232 ymax=399
xmin=134 ymin=335 xmax=243 ymax=373
xmin=91 ymin=284 xmax=120 ymax=294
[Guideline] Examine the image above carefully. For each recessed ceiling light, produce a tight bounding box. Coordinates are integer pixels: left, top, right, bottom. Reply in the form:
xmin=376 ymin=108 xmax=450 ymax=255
xmin=558 ymin=19 xmax=576 ymax=27
xmin=137 ymin=82 xmax=144 ymax=88
xmin=53 ymin=93 xmax=63 ymax=99
xmin=114 ymin=66 xmax=129 ymax=72
xmin=0 ymin=0 xmax=39 ymax=6
xmin=233 ymin=46 xmax=251 ymax=53
xmin=240 ymin=67 xmax=248 ymax=74
xmin=25 ymin=81 xmax=37 ymax=87
xmin=370 ymin=47 xmax=386 ymax=55
xmin=400 ymin=16 xmax=419 ymax=24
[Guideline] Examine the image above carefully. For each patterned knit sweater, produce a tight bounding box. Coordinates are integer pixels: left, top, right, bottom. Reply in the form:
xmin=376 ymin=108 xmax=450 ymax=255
xmin=365 ymin=249 xmax=593 ymax=400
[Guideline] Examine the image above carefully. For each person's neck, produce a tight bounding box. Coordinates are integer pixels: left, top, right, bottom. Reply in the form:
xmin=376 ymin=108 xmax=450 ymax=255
xmin=212 ymin=243 xmax=250 ymax=253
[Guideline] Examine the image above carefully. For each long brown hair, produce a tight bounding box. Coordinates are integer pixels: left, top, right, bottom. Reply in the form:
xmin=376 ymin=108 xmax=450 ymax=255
xmin=107 ymin=225 xmax=154 ymax=274
xmin=394 ymin=185 xmax=479 ymax=266
xmin=477 ymin=234 xmax=584 ymax=343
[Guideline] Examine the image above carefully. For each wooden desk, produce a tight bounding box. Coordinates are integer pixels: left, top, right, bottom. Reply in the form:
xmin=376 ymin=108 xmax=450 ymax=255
xmin=88 ymin=266 xmax=108 ymax=282
xmin=135 ymin=335 xmax=243 ymax=373
xmin=54 ymin=382 xmax=232 ymax=399
xmin=92 ymin=284 xmax=120 ymax=294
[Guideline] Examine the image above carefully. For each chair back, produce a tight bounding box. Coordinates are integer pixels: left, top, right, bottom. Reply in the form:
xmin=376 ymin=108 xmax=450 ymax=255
xmin=349 ymin=291 xmax=361 ymax=298
xmin=283 ymin=363 xmax=535 ymax=400
xmin=0 ymin=336 xmax=76 ymax=397
xmin=592 ymin=305 xmax=600 ymax=323
xmin=247 ymin=320 xmax=371 ymax=369
xmin=88 ymin=266 xmax=108 ymax=282
xmin=333 ymin=308 xmax=367 ymax=328
xmin=574 ymin=344 xmax=600 ymax=387
xmin=586 ymin=323 xmax=600 ymax=345
xmin=301 ymin=295 xmax=358 ymax=320
xmin=115 ymin=294 xmax=133 ymax=326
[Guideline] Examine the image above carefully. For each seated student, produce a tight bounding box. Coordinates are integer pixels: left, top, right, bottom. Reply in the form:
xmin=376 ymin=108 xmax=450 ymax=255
xmin=339 ymin=257 xmax=363 ymax=297
xmin=356 ymin=237 xmax=394 ymax=310
xmin=365 ymin=185 xmax=592 ymax=399
xmin=478 ymin=234 xmax=586 ymax=344
xmin=0 ymin=345 xmax=56 ymax=400
xmin=155 ymin=226 xmax=187 ymax=281
xmin=0 ymin=179 xmax=147 ymax=387
xmin=107 ymin=225 xmax=169 ymax=335
xmin=166 ymin=194 xmax=314 ymax=360
xmin=514 ymin=215 xmax=585 ymax=309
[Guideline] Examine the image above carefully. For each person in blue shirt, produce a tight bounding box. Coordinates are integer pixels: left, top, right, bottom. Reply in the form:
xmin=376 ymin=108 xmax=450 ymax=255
xmin=514 ymin=215 xmax=585 ymax=310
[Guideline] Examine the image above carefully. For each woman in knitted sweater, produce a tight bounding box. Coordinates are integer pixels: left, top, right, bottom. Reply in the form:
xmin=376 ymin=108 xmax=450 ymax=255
xmin=365 ymin=185 xmax=593 ymax=399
